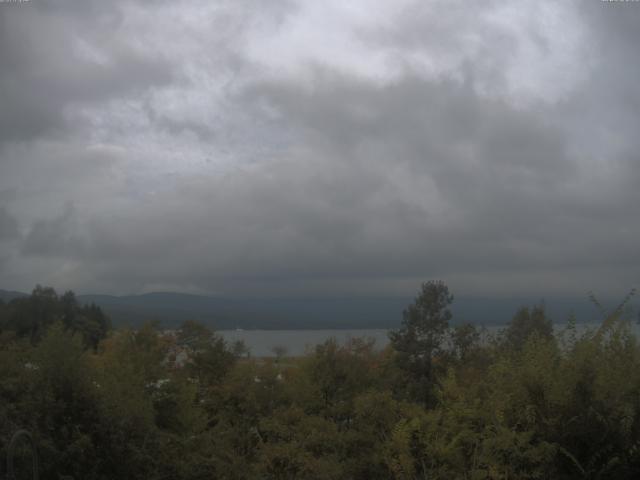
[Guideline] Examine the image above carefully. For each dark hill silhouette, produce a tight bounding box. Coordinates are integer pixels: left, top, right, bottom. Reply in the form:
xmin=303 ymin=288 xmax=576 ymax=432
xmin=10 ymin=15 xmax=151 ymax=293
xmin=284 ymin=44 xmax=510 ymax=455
xmin=0 ymin=289 xmax=28 ymax=302
xmin=1 ymin=289 xmax=628 ymax=329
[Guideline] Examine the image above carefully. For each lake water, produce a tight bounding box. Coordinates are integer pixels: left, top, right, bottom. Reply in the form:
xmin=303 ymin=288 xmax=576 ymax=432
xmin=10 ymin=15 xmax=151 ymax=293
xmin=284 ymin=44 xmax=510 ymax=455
xmin=220 ymin=322 xmax=640 ymax=357
xmin=219 ymin=329 xmax=391 ymax=357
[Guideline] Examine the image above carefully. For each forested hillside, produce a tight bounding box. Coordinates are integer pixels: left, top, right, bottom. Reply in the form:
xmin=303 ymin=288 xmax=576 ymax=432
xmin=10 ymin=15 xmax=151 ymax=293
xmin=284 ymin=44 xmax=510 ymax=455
xmin=0 ymin=289 xmax=615 ymax=330
xmin=1 ymin=283 xmax=639 ymax=479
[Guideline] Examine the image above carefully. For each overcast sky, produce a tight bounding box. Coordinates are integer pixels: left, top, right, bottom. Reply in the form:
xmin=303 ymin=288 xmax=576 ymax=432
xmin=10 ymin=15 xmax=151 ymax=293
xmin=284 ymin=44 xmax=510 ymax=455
xmin=0 ymin=0 xmax=638 ymax=298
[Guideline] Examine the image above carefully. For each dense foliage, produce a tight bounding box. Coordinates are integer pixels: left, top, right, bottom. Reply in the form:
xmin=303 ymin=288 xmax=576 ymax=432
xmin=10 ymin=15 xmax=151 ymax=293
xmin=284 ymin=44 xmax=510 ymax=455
xmin=1 ymin=283 xmax=640 ymax=479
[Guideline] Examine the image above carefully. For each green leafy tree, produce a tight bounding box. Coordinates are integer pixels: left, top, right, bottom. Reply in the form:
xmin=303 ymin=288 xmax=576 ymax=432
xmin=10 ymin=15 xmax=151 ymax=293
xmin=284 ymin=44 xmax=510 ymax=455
xmin=60 ymin=290 xmax=111 ymax=350
xmin=256 ymin=406 xmax=344 ymax=480
xmin=7 ymin=285 xmax=61 ymax=343
xmin=178 ymin=320 xmax=237 ymax=389
xmin=27 ymin=323 xmax=100 ymax=479
xmin=303 ymin=337 xmax=376 ymax=418
xmin=504 ymin=304 xmax=553 ymax=351
xmin=2 ymin=287 xmax=110 ymax=349
xmin=450 ymin=322 xmax=481 ymax=361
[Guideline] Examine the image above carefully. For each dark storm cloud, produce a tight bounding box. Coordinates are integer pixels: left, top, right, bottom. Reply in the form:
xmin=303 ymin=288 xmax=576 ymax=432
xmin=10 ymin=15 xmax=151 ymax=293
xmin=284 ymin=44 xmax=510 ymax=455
xmin=22 ymin=205 xmax=86 ymax=257
xmin=574 ymin=2 xmax=640 ymax=153
xmin=45 ymin=71 xmax=636 ymax=296
xmin=0 ymin=1 xmax=174 ymax=144
xmin=0 ymin=207 xmax=19 ymax=241
xmin=0 ymin=0 xmax=638 ymax=297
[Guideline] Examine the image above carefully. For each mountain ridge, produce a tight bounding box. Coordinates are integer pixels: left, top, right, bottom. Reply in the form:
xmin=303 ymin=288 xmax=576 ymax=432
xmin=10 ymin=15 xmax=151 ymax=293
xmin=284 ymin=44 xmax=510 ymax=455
xmin=2 ymin=288 xmax=628 ymax=330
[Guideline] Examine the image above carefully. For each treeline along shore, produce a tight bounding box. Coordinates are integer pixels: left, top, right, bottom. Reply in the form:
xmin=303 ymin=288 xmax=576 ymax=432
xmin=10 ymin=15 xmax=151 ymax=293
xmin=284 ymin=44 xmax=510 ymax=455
xmin=1 ymin=282 xmax=639 ymax=479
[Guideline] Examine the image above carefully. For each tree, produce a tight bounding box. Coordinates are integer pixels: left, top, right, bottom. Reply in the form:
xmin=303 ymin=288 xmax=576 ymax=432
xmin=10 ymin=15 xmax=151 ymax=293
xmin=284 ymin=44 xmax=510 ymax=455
xmin=2 ymin=287 xmax=110 ymax=349
xmin=389 ymin=280 xmax=453 ymax=406
xmin=60 ymin=291 xmax=110 ymax=349
xmin=504 ymin=304 xmax=553 ymax=351
xmin=7 ymin=285 xmax=60 ymax=343
xmin=178 ymin=320 xmax=236 ymax=387
xmin=232 ymin=339 xmax=250 ymax=358
xmin=450 ymin=323 xmax=480 ymax=361
xmin=272 ymin=345 xmax=288 ymax=364
xmin=305 ymin=337 xmax=375 ymax=414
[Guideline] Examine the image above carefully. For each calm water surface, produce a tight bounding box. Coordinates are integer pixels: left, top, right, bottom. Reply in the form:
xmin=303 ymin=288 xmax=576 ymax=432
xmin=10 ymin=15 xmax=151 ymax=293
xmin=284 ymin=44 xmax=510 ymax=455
xmin=219 ymin=323 xmax=637 ymax=357
xmin=219 ymin=329 xmax=390 ymax=357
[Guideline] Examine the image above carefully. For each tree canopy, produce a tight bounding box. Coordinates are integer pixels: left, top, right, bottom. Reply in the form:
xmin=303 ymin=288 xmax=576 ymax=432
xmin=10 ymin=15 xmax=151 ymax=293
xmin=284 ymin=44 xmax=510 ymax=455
xmin=388 ymin=280 xmax=454 ymax=405
xmin=1 ymin=283 xmax=640 ymax=479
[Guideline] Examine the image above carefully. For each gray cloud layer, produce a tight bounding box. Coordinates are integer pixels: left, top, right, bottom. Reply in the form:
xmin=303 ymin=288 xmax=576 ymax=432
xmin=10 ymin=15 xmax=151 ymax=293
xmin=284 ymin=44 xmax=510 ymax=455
xmin=0 ymin=0 xmax=638 ymax=298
